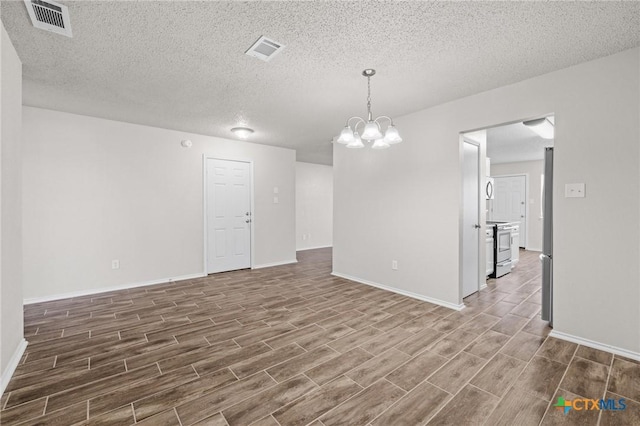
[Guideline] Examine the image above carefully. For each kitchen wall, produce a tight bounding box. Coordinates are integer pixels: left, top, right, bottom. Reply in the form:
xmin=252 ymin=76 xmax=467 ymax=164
xmin=334 ymin=47 xmax=640 ymax=356
xmin=22 ymin=107 xmax=296 ymax=301
xmin=491 ymin=160 xmax=544 ymax=251
xmin=295 ymin=162 xmax=333 ymax=251
xmin=1 ymin=22 xmax=26 ymax=394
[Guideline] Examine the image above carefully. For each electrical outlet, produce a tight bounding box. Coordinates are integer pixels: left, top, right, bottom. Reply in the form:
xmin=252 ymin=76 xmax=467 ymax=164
xmin=111 ymin=259 xmax=120 ymax=270
xmin=391 ymin=260 xmax=398 ymax=270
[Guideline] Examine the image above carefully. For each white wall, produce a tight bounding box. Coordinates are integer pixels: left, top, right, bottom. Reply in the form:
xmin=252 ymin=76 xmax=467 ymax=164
xmin=295 ymin=162 xmax=333 ymax=250
xmin=491 ymin=160 xmax=544 ymax=251
xmin=334 ymin=48 xmax=640 ymax=355
xmin=22 ymin=107 xmax=296 ymax=300
xmin=1 ymin=22 xmax=26 ymax=394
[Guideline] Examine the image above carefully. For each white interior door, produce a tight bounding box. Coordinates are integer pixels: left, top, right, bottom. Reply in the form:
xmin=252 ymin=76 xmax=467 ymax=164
xmin=492 ymin=175 xmax=526 ymax=247
xmin=206 ymin=158 xmax=252 ymax=273
xmin=462 ymin=141 xmax=480 ymax=298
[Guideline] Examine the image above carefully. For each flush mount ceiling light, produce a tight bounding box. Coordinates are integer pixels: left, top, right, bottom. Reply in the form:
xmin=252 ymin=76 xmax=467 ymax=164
xmin=231 ymin=127 xmax=254 ymax=139
xmin=523 ymin=118 xmax=554 ymax=139
xmin=335 ymin=69 xmax=402 ymax=150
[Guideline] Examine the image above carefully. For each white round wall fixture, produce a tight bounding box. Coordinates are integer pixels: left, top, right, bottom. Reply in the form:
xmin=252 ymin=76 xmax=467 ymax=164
xmin=181 ymin=139 xmax=193 ymax=148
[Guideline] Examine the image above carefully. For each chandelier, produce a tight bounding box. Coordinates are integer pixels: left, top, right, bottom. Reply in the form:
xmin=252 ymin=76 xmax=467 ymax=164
xmin=335 ymin=69 xmax=403 ymax=149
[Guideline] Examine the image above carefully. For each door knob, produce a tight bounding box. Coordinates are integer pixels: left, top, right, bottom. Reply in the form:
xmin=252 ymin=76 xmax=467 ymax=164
xmin=474 ymin=224 xmax=481 ymax=229
xmin=245 ymin=219 xmax=251 ymax=223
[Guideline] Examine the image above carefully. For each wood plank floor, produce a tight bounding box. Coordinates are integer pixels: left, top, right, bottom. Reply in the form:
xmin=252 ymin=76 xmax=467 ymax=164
xmin=2 ymin=249 xmax=638 ymax=425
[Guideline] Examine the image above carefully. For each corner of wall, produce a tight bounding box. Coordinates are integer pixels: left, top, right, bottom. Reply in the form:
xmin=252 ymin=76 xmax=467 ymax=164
xmin=0 ymin=20 xmax=25 ymax=390
xmin=0 ymin=339 xmax=27 ymax=397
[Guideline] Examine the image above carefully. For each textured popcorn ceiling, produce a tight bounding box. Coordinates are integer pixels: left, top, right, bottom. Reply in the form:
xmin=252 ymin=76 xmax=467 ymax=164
xmin=1 ymin=1 xmax=639 ymax=165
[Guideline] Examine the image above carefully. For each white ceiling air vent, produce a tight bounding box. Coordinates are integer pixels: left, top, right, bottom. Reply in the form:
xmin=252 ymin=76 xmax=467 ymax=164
xmin=245 ymin=36 xmax=285 ymax=62
xmin=24 ymin=0 xmax=72 ymax=38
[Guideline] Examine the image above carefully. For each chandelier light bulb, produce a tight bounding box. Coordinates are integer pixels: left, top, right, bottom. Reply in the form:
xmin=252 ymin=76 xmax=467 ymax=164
xmin=361 ymin=121 xmax=383 ymax=141
xmin=372 ymin=138 xmax=390 ymax=149
xmin=384 ymin=125 xmax=403 ymax=144
xmin=346 ymin=132 xmax=364 ymax=149
xmin=336 ymin=126 xmax=354 ymax=144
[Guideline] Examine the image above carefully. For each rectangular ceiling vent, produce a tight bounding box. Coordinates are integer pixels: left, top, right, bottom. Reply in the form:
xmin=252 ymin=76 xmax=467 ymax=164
xmin=245 ymin=36 xmax=285 ymax=62
xmin=24 ymin=0 xmax=73 ymax=38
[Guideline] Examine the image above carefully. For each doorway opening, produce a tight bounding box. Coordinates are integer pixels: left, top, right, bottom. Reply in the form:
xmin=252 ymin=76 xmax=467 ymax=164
xmin=460 ymin=116 xmax=554 ymax=323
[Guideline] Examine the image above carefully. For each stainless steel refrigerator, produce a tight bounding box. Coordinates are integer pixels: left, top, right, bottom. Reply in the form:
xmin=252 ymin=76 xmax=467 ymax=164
xmin=541 ymin=147 xmax=553 ymax=325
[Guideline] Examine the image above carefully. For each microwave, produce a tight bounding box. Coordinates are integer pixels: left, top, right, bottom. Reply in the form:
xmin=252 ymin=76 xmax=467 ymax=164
xmin=485 ymin=177 xmax=494 ymax=200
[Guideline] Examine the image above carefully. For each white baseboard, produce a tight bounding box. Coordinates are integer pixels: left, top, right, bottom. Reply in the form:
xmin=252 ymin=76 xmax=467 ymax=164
xmin=1 ymin=339 xmax=28 ymax=396
xmin=480 ymin=283 xmax=488 ymax=290
xmin=296 ymin=245 xmax=333 ymax=252
xmin=549 ymin=330 xmax=640 ymax=362
xmin=23 ymin=273 xmax=207 ymax=305
xmin=252 ymin=259 xmax=298 ymax=269
xmin=331 ymin=271 xmax=465 ymax=311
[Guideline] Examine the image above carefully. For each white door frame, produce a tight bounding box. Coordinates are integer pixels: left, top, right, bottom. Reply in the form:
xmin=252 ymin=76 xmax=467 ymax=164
xmin=459 ymin=137 xmax=482 ymax=301
xmin=203 ymin=155 xmax=255 ymax=275
xmin=491 ymin=173 xmax=528 ymax=249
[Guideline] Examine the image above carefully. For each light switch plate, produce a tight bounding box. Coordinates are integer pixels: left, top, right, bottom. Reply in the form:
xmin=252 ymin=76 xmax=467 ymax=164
xmin=565 ymin=183 xmax=585 ymax=198
xmin=273 ymin=196 xmax=279 ymax=204
xmin=273 ymin=187 xmax=279 ymax=194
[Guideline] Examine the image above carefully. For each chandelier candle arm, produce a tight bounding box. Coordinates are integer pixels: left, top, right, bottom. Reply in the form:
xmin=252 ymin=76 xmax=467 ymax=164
xmin=334 ymin=69 xmax=402 ymax=149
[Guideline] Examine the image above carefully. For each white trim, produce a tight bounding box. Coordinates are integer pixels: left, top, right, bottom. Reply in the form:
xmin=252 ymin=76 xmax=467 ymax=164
xmin=252 ymin=259 xmax=298 ymax=269
xmin=331 ymin=271 xmax=465 ymax=311
xmin=23 ymin=273 xmax=206 ymax=304
xmin=250 ymin=162 xmax=255 ymax=271
xmin=1 ymin=339 xmax=28 ymax=396
xmin=203 ymin=155 xmax=208 ymax=276
xmin=549 ymin=330 xmax=640 ymax=362
xmin=296 ymin=245 xmax=333 ymax=252
xmin=480 ymin=283 xmax=488 ymax=290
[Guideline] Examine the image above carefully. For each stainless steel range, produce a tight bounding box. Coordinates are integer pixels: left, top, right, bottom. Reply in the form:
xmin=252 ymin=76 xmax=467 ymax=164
xmin=487 ymin=221 xmax=514 ymax=278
